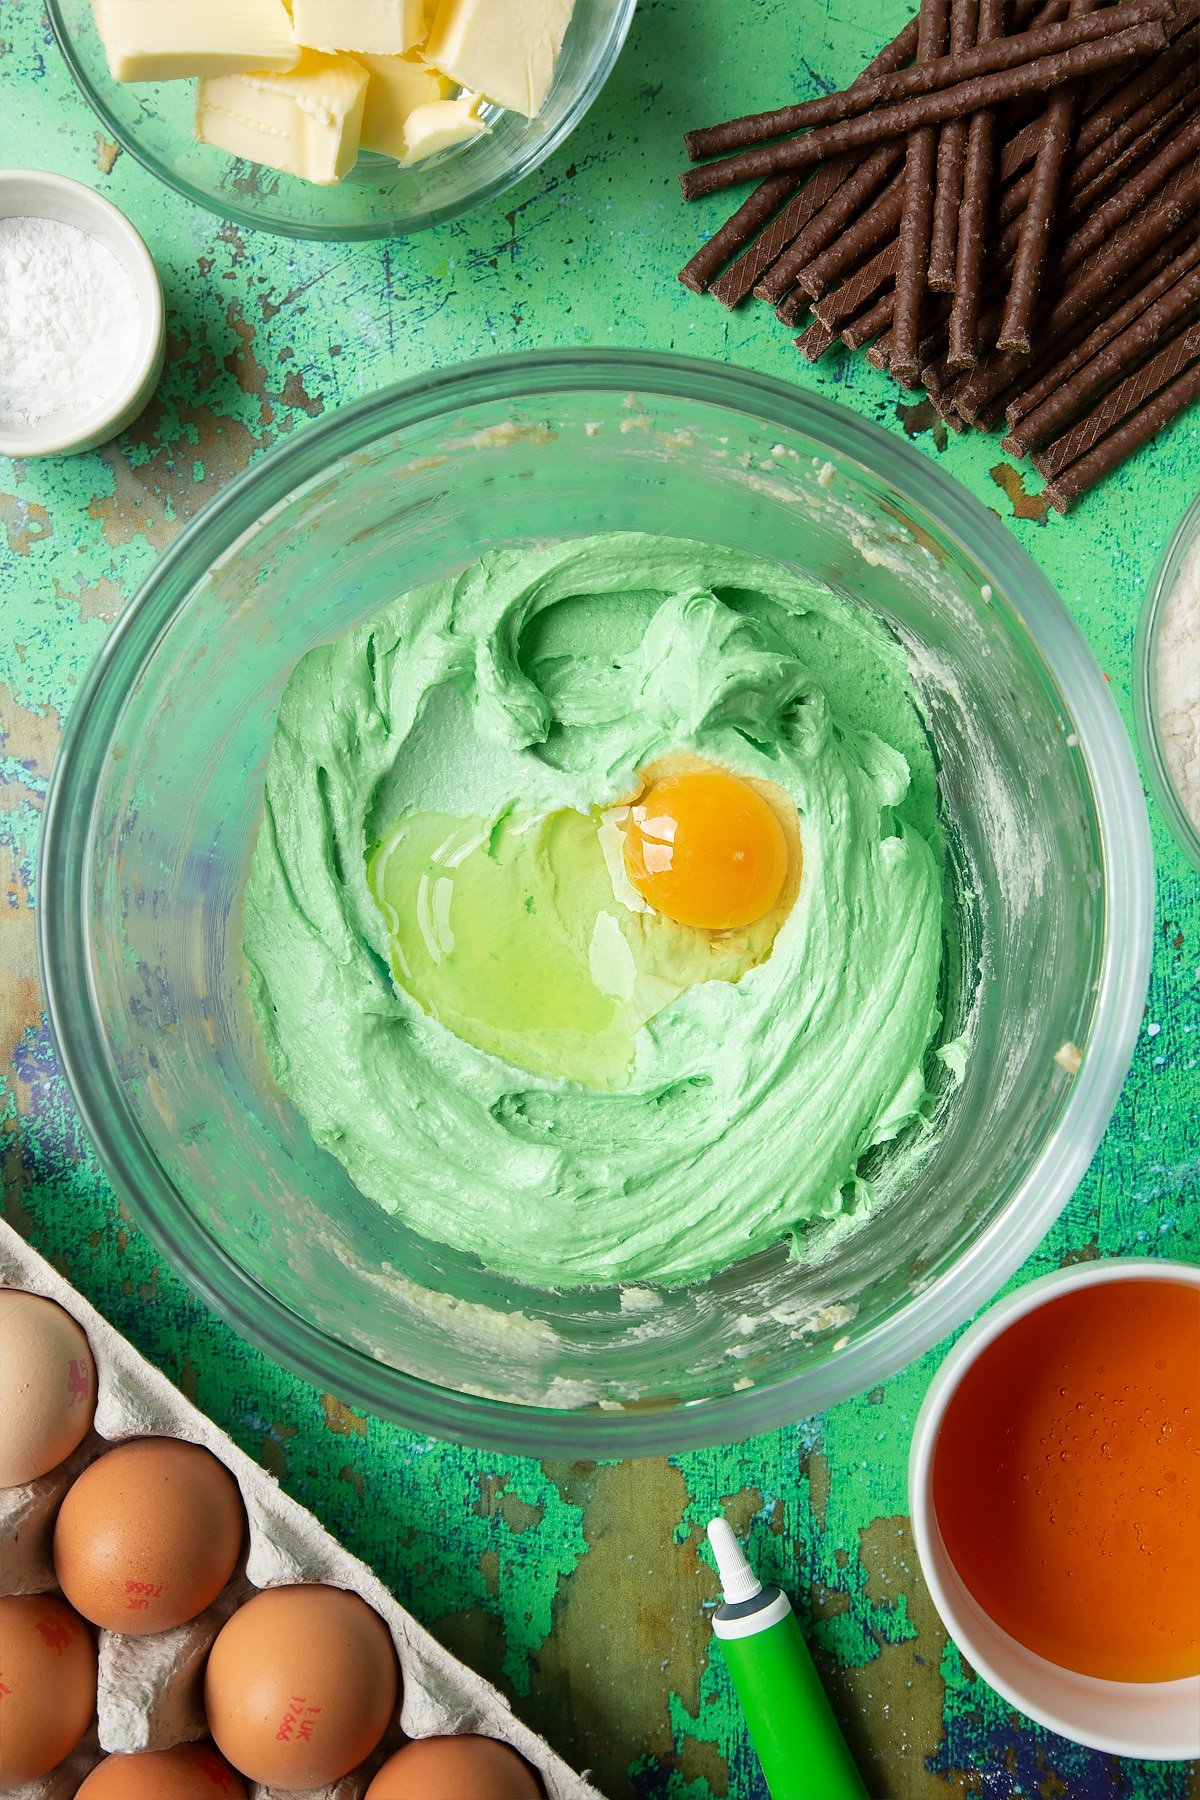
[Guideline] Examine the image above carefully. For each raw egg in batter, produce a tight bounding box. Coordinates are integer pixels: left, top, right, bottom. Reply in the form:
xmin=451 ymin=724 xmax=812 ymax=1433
xmin=623 ymin=766 xmax=790 ymax=929
xmin=368 ymin=753 xmax=800 ymax=1091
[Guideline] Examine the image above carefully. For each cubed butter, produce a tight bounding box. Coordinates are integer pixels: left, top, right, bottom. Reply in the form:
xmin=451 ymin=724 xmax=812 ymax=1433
xmin=91 ymin=0 xmax=299 ymax=82
xmin=290 ymin=0 xmax=425 ymax=55
xmin=422 ymin=0 xmax=574 ymax=117
xmin=402 ymin=91 xmax=487 ymax=164
xmin=196 ymin=51 xmax=369 ymax=186
xmin=358 ymin=53 xmax=453 ymax=158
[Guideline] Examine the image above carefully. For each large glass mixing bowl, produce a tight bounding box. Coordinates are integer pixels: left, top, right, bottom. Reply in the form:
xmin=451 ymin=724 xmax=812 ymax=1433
xmin=47 ymin=0 xmax=634 ymax=239
xmin=39 ymin=352 xmax=1153 ymax=1453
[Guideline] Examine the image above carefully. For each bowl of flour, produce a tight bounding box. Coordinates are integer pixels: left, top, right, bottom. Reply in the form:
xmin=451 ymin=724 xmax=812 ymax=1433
xmin=1136 ymin=493 xmax=1200 ymax=871
xmin=0 ymin=168 xmax=164 ymax=459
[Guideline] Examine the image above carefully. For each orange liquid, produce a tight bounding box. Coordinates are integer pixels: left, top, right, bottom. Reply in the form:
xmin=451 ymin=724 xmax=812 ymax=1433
xmin=932 ymin=1278 xmax=1200 ymax=1682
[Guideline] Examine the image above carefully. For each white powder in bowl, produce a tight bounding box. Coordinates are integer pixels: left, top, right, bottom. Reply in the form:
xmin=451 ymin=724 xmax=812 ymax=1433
xmin=1156 ymin=530 xmax=1200 ymax=832
xmin=0 ymin=214 xmax=142 ymax=430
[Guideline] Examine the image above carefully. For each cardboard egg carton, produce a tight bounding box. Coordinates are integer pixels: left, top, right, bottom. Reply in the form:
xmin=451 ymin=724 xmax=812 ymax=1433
xmin=0 ymin=1221 xmax=600 ymax=1800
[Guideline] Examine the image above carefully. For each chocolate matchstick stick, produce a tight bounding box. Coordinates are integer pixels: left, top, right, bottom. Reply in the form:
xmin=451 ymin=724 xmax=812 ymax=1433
xmin=679 ymin=24 xmax=1166 ymax=201
xmin=921 ymin=348 xmax=956 ymax=392
xmin=866 ymin=331 xmax=893 ymax=370
xmin=914 ymin=311 xmax=956 ymax=383
xmin=685 ymin=10 xmax=927 ymax=299
xmin=1072 ymin=15 xmax=1199 ymax=144
xmin=841 ymin=289 xmax=897 ymax=349
xmin=750 ymin=146 xmax=903 ymax=305
xmin=999 ymin=0 xmax=1097 ymax=355
xmin=794 ymin=172 xmax=906 ymax=300
xmin=682 ymin=0 xmax=1170 ymax=161
xmin=1004 ymin=264 xmax=1200 ymax=454
xmin=972 ymin=247 xmax=1195 ymax=429
xmin=691 ymin=0 xmax=1087 ymax=303
xmin=814 ymin=243 xmax=899 ymax=330
xmin=1055 ymin=110 xmax=1200 ymax=275
xmin=929 ymin=383 xmax=970 ymax=429
xmin=992 ymin=106 xmax=1200 ymax=288
xmin=678 ymin=174 xmax=802 ymax=295
xmin=1068 ymin=65 xmax=1197 ymax=204
xmin=708 ymin=154 xmax=869 ymax=307
xmin=1033 ymin=320 xmax=1200 ymax=480
xmin=928 ymin=0 xmax=978 ymax=290
xmin=985 ymin=18 xmax=1188 ymax=204
xmin=708 ymin=158 xmax=855 ymax=307
xmin=980 ymin=47 xmax=1191 ymax=253
xmin=1040 ymin=351 xmax=1200 ymax=509
xmin=869 ymin=303 xmax=951 ymax=381
xmin=954 ymin=158 xmax=1200 ymax=417
xmin=775 ymin=286 xmax=810 ymax=326
xmin=794 ymin=319 xmax=839 ymax=361
xmin=1005 ymin=233 xmax=1200 ymax=426
xmin=947 ymin=0 xmax=1005 ymax=369
xmin=892 ymin=0 xmax=950 ymax=379
xmin=980 ymin=227 xmax=1200 ymax=427
xmin=816 ymin=34 xmax=1180 ymax=372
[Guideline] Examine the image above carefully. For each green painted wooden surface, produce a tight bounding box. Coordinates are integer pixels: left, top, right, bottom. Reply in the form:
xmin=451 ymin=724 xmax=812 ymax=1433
xmin=2 ymin=1 xmax=1198 ymax=1793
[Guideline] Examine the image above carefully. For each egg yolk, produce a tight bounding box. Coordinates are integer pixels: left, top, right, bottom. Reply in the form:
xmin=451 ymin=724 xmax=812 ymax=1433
xmin=623 ymin=768 xmax=790 ymax=930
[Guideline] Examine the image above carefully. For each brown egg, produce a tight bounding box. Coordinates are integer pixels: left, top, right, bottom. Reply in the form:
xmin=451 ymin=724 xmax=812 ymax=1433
xmin=0 ymin=1593 xmax=97 ymax=1784
xmin=76 ymin=1742 xmax=249 ymax=1798
xmin=204 ymin=1584 xmax=399 ymax=1789
xmin=0 ymin=1289 xmax=96 ymax=1487
xmin=365 ymin=1735 xmax=543 ymax=1799
xmin=53 ymin=1437 xmax=245 ymax=1634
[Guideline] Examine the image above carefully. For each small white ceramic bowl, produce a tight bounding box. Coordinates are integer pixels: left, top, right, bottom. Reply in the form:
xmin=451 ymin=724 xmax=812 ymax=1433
xmin=1134 ymin=491 xmax=1200 ymax=870
xmin=0 ymin=168 xmax=164 ymax=459
xmin=910 ymin=1258 xmax=1200 ymax=1761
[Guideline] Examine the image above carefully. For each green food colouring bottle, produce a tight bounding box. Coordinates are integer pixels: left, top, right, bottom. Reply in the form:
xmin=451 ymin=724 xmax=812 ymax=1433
xmin=708 ymin=1517 xmax=868 ymax=1800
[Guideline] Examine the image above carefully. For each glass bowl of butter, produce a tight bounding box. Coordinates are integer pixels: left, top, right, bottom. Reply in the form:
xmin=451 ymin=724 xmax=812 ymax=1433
xmin=38 ymin=351 xmax=1154 ymax=1454
xmin=47 ymin=0 xmax=635 ymax=239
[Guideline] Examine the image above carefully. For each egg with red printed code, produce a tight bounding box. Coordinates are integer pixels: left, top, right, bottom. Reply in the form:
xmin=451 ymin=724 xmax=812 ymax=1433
xmin=76 ymin=1742 xmax=248 ymax=1799
xmin=204 ymin=1583 xmax=400 ymax=1788
xmin=365 ymin=1734 xmax=543 ymax=1799
xmin=0 ymin=1593 xmax=97 ymax=1785
xmin=53 ymin=1436 xmax=246 ymax=1634
xmin=0 ymin=1288 xmax=96 ymax=1486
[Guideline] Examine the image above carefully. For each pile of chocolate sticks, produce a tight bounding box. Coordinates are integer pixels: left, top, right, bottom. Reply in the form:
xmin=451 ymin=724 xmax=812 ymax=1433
xmin=679 ymin=0 xmax=1199 ymax=510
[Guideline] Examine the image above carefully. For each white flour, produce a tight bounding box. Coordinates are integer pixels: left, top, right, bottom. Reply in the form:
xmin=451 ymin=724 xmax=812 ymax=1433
xmin=1156 ymin=532 xmax=1200 ymax=832
xmin=0 ymin=214 xmax=141 ymax=429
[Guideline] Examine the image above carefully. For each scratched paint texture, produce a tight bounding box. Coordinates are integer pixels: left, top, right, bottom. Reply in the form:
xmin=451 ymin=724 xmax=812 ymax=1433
xmin=1 ymin=1 xmax=1197 ymax=1794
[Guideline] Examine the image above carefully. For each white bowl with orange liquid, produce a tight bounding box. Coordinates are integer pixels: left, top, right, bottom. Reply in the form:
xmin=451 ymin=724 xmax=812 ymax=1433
xmin=910 ymin=1258 xmax=1200 ymax=1759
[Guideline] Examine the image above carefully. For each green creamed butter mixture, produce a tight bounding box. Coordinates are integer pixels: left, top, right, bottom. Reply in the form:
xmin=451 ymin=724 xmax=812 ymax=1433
xmin=243 ymin=533 xmax=947 ymax=1288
